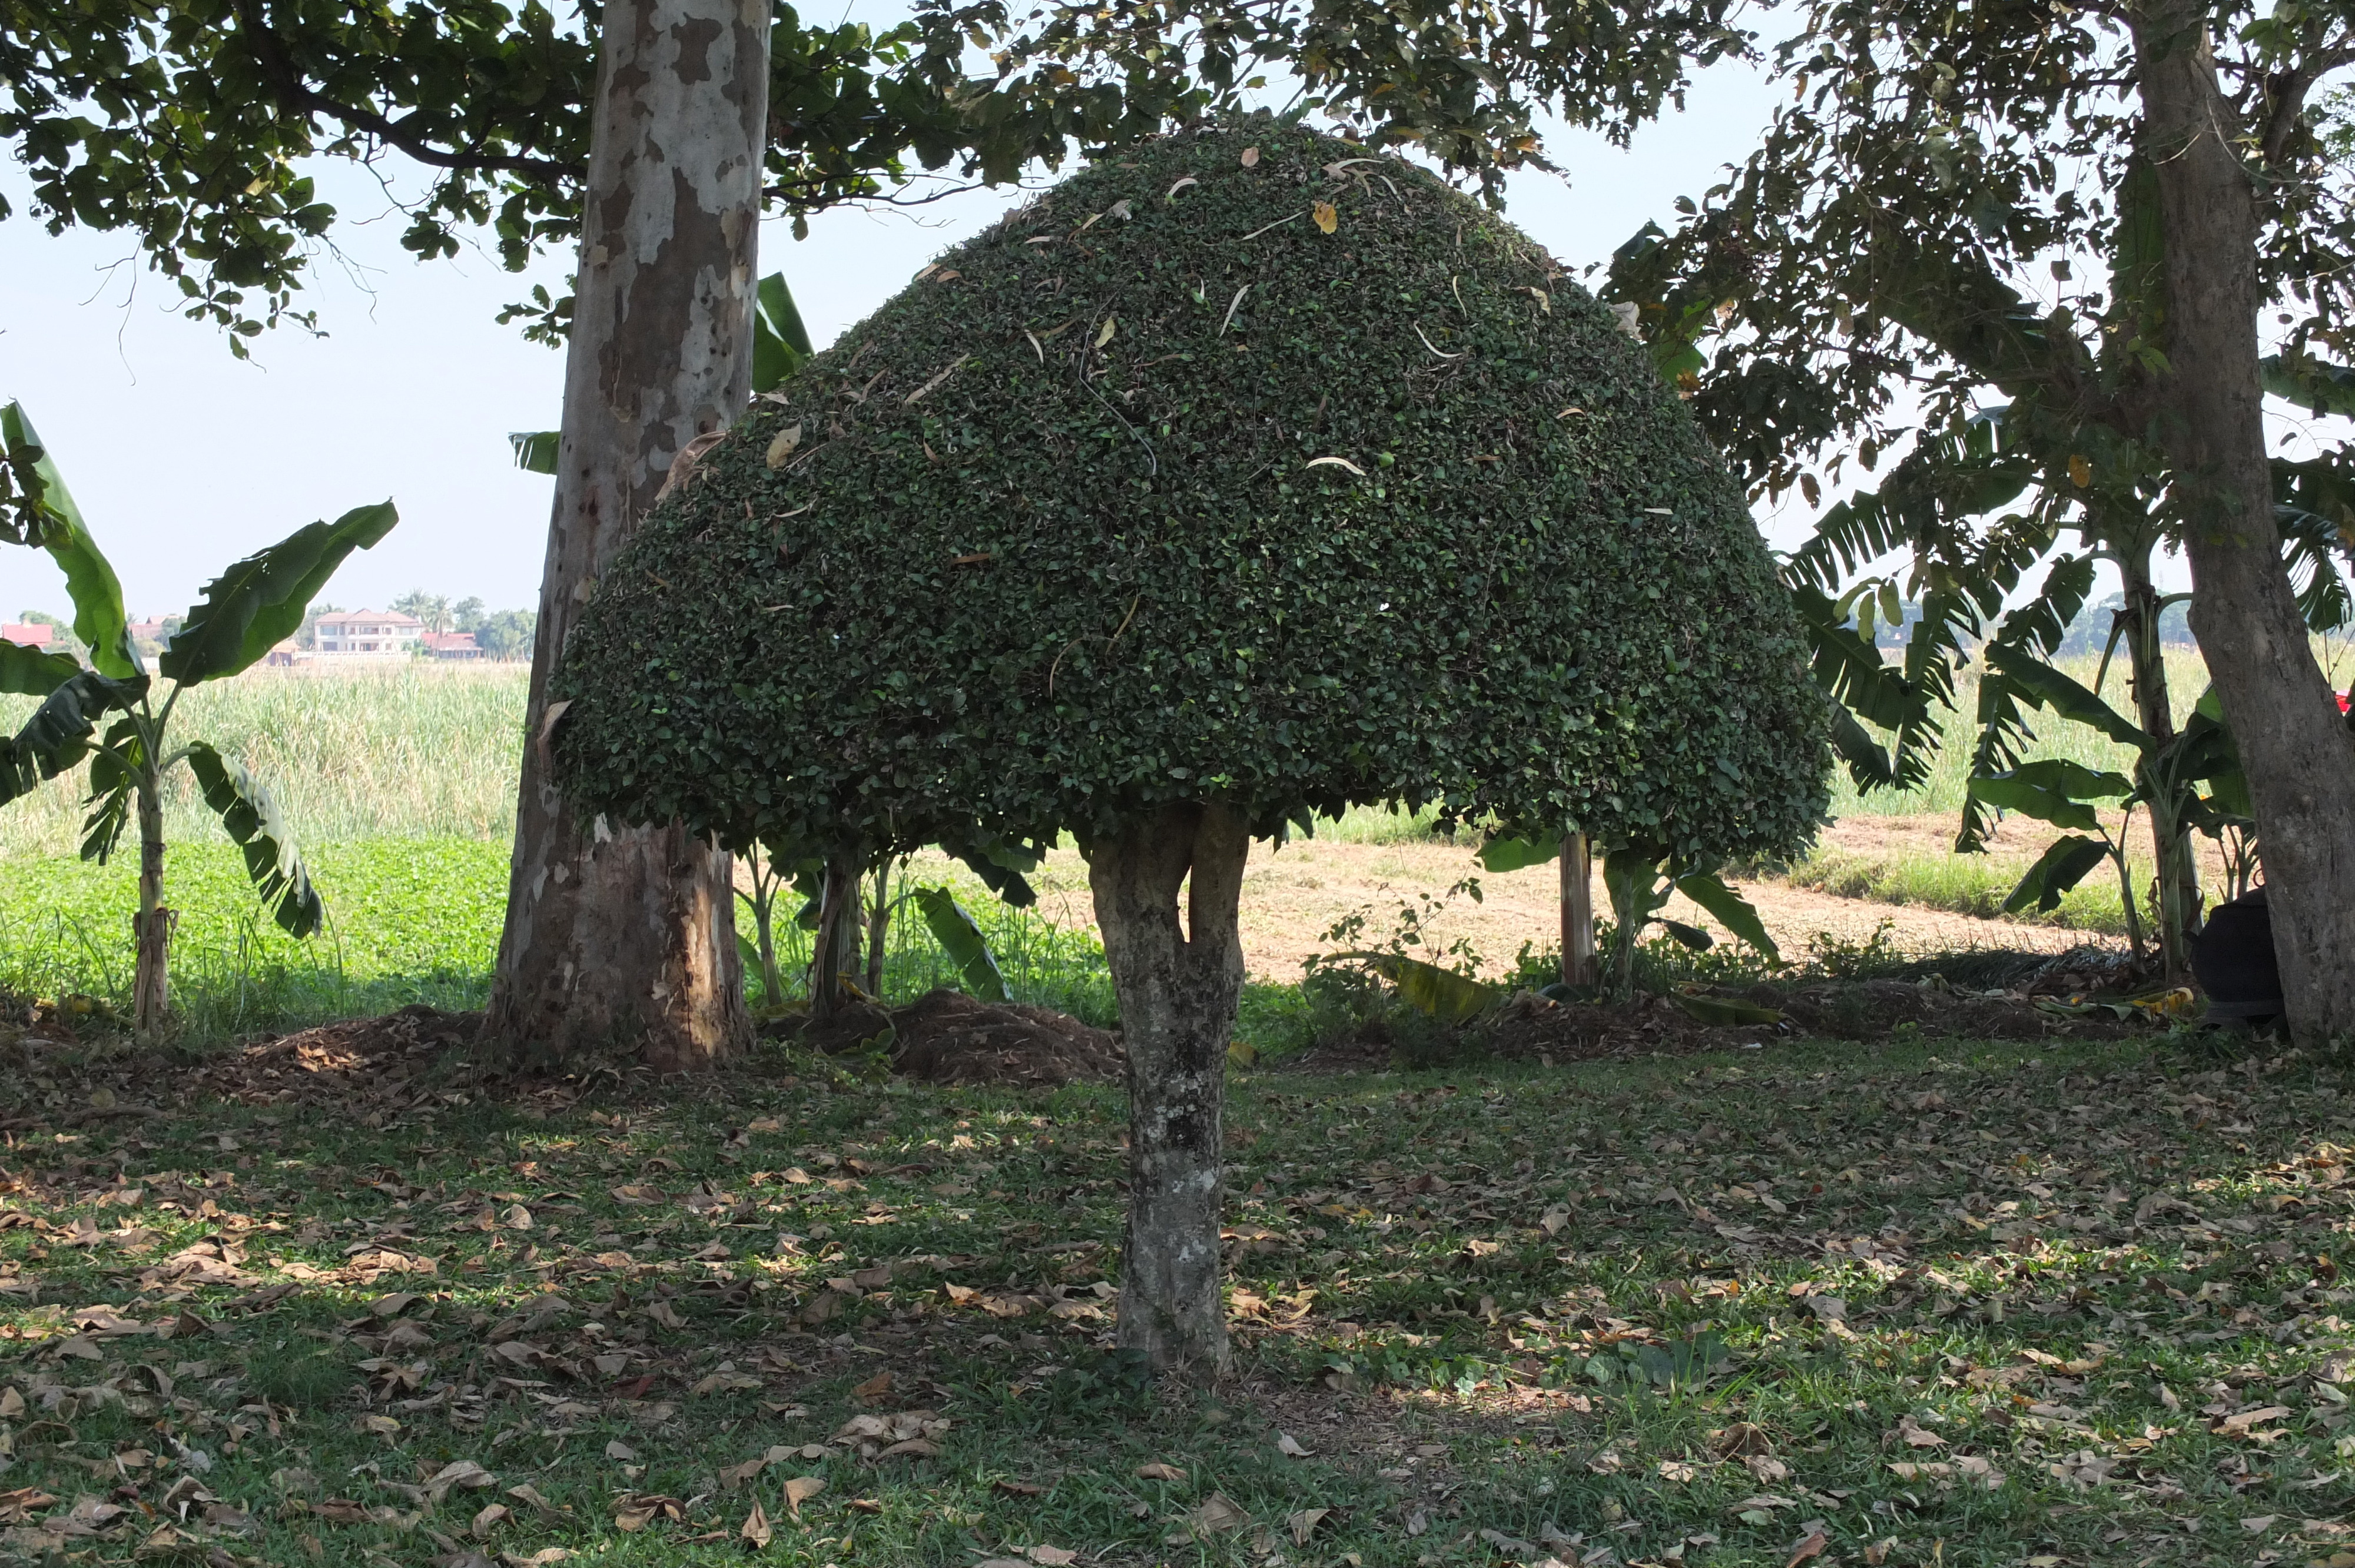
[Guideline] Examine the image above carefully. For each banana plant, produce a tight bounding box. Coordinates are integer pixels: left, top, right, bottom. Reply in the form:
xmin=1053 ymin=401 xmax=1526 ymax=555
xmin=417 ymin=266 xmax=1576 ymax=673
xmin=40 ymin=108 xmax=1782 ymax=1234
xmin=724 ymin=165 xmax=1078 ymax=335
xmin=509 ymin=271 xmax=813 ymax=474
xmin=1478 ymin=833 xmax=1779 ymax=1002
xmin=1970 ymin=642 xmax=2254 ymax=976
xmin=0 ymin=401 xmax=396 ymax=1035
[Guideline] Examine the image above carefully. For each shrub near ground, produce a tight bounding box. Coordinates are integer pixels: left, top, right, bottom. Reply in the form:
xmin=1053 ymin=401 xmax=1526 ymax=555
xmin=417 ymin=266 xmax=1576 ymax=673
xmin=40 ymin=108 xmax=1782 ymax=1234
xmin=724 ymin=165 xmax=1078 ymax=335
xmin=0 ymin=1037 xmax=2344 ymax=1566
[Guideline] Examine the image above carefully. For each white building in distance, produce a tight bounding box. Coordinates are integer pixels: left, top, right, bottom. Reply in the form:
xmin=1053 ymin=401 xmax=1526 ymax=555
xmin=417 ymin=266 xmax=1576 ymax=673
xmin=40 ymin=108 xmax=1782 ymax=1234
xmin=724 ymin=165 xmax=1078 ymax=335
xmin=313 ymin=610 xmax=424 ymax=655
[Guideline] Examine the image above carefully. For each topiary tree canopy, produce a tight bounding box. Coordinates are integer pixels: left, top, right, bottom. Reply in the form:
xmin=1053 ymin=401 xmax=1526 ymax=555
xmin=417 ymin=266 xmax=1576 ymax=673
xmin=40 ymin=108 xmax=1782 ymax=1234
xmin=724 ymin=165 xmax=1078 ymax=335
xmin=552 ymin=119 xmax=1829 ymax=1370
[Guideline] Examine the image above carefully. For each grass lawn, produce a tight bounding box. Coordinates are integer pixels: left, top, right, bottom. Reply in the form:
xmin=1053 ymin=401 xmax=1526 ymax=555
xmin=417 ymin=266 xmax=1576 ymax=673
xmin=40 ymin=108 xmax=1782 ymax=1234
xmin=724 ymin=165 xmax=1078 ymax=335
xmin=0 ymin=1031 xmax=2346 ymax=1566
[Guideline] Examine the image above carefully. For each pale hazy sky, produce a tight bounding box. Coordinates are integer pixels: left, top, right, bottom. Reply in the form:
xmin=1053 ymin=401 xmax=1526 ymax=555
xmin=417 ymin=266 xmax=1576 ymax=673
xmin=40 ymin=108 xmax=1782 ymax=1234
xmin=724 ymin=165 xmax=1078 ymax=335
xmin=0 ymin=26 xmax=1807 ymax=623
xmin=1 ymin=30 xmax=2213 ymax=623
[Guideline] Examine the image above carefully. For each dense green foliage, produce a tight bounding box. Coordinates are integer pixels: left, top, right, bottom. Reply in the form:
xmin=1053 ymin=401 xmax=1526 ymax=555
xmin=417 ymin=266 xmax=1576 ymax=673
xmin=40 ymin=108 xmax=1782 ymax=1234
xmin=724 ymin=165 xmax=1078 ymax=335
xmin=554 ymin=124 xmax=1828 ymax=869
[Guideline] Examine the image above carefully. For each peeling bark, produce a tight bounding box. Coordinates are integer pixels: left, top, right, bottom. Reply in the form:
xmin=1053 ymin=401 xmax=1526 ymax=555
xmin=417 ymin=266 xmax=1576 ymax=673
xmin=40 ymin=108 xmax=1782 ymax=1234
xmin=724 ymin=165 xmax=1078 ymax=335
xmin=2132 ymin=2 xmax=2355 ymax=1044
xmin=1086 ymin=803 xmax=1251 ymax=1376
xmin=487 ymin=0 xmax=768 ymax=1071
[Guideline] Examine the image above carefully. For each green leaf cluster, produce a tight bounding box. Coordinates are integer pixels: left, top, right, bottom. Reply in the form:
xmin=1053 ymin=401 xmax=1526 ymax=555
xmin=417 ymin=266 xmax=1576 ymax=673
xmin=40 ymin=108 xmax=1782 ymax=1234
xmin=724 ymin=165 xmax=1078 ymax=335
xmin=549 ymin=125 xmax=1829 ymax=876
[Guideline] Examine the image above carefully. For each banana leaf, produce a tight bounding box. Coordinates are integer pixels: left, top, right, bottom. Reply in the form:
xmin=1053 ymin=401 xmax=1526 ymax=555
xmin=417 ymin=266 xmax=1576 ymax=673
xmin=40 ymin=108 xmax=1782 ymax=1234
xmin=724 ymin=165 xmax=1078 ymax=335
xmin=1347 ymin=952 xmax=1501 ymax=1021
xmin=508 ymin=431 xmax=560 ymax=476
xmin=1673 ymin=870 xmax=1779 ymax=964
xmin=162 ymin=502 xmax=399 ymax=685
xmin=914 ymin=885 xmax=1010 ymax=1002
xmin=185 ymin=742 xmax=324 ymax=937
xmin=78 ymin=716 xmax=141 ymax=864
xmin=1983 ymin=643 xmax=2150 ymax=748
xmin=1968 ymin=759 xmax=2132 ymax=832
xmin=753 ymin=272 xmax=814 ymax=394
xmin=1 ymin=403 xmax=138 ymax=679
xmin=0 ymin=669 xmax=147 ymax=805
xmin=0 ymin=638 xmax=81 ymax=697
xmin=2003 ymin=834 xmax=2111 ymax=914
xmin=1475 ymin=833 xmax=1560 ymax=873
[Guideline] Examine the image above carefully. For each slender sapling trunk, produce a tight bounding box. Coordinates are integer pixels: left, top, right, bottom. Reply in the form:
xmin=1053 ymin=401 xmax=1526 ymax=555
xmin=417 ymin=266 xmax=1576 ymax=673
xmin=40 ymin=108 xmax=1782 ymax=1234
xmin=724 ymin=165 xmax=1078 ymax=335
xmin=1559 ymin=835 xmax=1595 ymax=988
xmin=864 ymin=858 xmax=893 ymax=1001
xmin=1086 ymin=802 xmax=1251 ymax=1376
xmin=2115 ymin=542 xmax=2200 ymax=980
xmin=131 ymin=770 xmax=171 ymax=1038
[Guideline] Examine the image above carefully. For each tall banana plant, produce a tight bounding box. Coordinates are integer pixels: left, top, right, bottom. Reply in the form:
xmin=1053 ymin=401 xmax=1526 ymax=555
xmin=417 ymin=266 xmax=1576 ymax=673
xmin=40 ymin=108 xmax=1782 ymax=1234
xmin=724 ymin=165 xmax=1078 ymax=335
xmin=0 ymin=401 xmax=396 ymax=1035
xmin=1478 ymin=832 xmax=1778 ymax=1002
xmin=1966 ymin=647 xmax=2254 ymax=971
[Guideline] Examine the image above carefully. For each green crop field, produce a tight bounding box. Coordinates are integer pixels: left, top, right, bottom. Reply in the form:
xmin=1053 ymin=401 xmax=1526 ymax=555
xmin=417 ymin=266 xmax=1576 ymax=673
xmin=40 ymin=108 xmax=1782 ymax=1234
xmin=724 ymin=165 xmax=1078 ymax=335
xmin=4 ymin=642 xmax=2338 ymax=1035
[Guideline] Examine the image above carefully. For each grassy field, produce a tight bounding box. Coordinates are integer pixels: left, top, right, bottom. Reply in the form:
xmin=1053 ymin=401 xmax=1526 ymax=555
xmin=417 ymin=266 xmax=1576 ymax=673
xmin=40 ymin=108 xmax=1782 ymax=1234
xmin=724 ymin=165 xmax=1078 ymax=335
xmin=0 ymin=666 xmax=530 ymax=859
xmin=0 ymin=1032 xmax=2343 ymax=1566
xmin=0 ymin=643 xmax=2330 ymax=1031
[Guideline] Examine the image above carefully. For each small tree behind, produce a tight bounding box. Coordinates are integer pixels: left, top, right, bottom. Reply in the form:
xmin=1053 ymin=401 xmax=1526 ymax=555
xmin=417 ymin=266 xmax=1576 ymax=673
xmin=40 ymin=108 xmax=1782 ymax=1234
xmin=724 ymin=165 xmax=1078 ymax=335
xmin=548 ymin=127 xmax=1829 ymax=1370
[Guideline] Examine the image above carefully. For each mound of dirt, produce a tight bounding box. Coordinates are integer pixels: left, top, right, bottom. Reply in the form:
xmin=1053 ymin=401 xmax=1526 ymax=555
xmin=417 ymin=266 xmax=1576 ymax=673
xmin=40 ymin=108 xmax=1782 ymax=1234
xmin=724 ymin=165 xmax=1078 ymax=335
xmin=1478 ymin=978 xmax=2141 ymax=1064
xmin=885 ymin=989 xmax=1123 ymax=1086
xmin=1742 ymin=979 xmax=2136 ymax=1042
xmin=186 ymin=1004 xmax=484 ymax=1109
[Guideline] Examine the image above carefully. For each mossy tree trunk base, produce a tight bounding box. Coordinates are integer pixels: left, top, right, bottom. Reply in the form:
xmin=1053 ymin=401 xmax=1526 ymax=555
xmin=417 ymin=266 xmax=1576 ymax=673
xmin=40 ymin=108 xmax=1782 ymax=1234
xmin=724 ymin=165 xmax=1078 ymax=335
xmin=1086 ymin=802 xmax=1251 ymax=1377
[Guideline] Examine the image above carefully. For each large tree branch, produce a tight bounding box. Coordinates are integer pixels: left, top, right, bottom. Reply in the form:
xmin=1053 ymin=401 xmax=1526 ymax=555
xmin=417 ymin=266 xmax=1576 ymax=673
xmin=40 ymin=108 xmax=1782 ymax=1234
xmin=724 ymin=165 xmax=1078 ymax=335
xmin=2256 ymin=38 xmax=2355 ymax=166
xmin=227 ymin=0 xmax=581 ymax=184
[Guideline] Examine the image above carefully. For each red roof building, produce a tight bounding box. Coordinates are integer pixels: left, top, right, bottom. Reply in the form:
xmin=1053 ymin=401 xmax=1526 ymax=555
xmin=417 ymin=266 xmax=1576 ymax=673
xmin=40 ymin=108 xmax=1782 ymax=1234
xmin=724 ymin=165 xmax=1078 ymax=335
xmin=2 ymin=623 xmax=54 ymax=649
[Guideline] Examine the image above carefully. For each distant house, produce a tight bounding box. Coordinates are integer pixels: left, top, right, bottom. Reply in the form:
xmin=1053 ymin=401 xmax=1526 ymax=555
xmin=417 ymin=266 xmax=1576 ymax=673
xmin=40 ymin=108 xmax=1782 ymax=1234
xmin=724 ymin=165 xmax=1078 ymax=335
xmin=1 ymin=623 xmax=53 ymax=649
xmin=127 ymin=617 xmax=173 ymax=646
xmin=313 ymin=609 xmax=424 ymax=655
xmin=420 ymin=630 xmax=483 ymax=660
xmin=264 ymin=637 xmax=307 ymax=668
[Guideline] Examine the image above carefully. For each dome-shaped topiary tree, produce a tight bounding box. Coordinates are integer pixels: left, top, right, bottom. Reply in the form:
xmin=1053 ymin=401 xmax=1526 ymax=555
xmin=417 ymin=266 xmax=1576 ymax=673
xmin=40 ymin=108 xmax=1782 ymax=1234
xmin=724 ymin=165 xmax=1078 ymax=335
xmin=550 ymin=121 xmax=1829 ymax=1371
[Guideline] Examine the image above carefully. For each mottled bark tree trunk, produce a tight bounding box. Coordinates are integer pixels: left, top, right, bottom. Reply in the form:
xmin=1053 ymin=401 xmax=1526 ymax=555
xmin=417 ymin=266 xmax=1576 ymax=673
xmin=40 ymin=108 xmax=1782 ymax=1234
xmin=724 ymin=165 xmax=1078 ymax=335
xmin=486 ymin=0 xmax=767 ymax=1072
xmin=2133 ymin=3 xmax=2355 ymax=1042
xmin=1087 ymin=802 xmax=1251 ymax=1376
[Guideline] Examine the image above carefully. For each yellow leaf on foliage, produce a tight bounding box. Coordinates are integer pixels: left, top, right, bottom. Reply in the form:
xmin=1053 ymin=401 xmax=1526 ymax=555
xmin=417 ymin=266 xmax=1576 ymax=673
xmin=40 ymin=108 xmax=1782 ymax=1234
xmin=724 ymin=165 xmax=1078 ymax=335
xmin=1240 ymin=146 xmax=1260 ymax=166
xmin=1312 ymin=201 xmax=1338 ymax=234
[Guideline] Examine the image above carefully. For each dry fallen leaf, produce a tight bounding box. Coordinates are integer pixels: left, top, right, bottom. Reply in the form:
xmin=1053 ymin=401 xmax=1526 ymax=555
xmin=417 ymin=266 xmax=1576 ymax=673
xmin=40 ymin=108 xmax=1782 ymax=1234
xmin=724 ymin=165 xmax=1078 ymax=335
xmin=1785 ymin=1530 xmax=1829 ymax=1568
xmin=741 ymin=1500 xmax=772 ymax=1549
xmin=851 ymin=1370 xmax=894 ymax=1404
xmin=1135 ymin=1462 xmax=1185 ymax=1481
xmin=781 ymin=1476 xmax=825 ymax=1519
xmin=1189 ymin=1493 xmax=1249 ymax=1537
xmin=765 ymin=424 xmax=802 ymax=470
xmin=470 ymin=1504 xmax=510 ymax=1539
xmin=1276 ymin=1432 xmax=1311 ymax=1459
xmin=1240 ymin=146 xmax=1260 ymax=167
xmin=1027 ymin=1548 xmax=1078 ymax=1566
xmin=1303 ymin=456 xmax=1365 ymax=477
xmin=1289 ymin=1507 xmax=1331 ymax=1546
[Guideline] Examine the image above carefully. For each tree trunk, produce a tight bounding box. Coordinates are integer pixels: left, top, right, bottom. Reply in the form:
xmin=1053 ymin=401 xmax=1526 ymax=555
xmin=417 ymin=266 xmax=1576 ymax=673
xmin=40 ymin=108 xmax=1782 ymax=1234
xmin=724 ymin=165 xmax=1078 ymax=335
xmin=485 ymin=0 xmax=768 ymax=1072
xmin=2132 ymin=5 xmax=2355 ymax=1042
xmin=132 ymin=778 xmax=171 ymax=1038
xmin=2115 ymin=540 xmax=2200 ymax=981
xmin=864 ymin=859 xmax=893 ymax=1000
xmin=1086 ymin=802 xmax=1252 ymax=1376
xmin=808 ymin=852 xmax=861 ymax=1019
xmin=1558 ymin=835 xmax=1595 ymax=987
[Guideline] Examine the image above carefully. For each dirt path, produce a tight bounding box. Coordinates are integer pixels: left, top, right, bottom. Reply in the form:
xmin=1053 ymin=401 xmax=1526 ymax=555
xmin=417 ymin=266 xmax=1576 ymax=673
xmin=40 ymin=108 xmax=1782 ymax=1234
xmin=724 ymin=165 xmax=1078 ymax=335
xmin=986 ymin=835 xmax=2111 ymax=985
